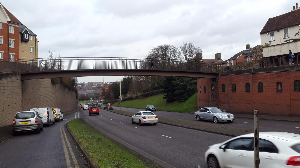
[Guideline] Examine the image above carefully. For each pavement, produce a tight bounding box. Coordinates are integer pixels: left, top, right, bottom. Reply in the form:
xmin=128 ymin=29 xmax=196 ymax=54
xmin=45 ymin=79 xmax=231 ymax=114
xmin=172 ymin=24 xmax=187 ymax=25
xmin=1 ymin=111 xmax=300 ymax=143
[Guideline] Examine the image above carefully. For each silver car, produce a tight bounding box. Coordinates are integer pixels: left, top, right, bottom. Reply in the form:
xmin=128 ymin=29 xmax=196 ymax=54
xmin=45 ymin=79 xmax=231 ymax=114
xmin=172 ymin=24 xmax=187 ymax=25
xmin=194 ymin=107 xmax=234 ymax=123
xmin=13 ymin=111 xmax=44 ymax=135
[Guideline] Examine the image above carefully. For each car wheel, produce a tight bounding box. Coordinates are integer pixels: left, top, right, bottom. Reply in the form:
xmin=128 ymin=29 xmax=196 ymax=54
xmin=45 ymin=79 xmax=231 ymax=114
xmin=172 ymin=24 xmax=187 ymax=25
xmin=207 ymin=156 xmax=220 ymax=168
xmin=89 ymin=113 xmax=91 ymax=116
xmin=132 ymin=119 xmax=135 ymax=124
xmin=35 ymin=127 xmax=41 ymax=134
xmin=196 ymin=115 xmax=201 ymax=121
xmin=153 ymin=123 xmax=157 ymax=125
xmin=53 ymin=120 xmax=55 ymax=125
xmin=213 ymin=117 xmax=219 ymax=123
xmin=13 ymin=130 xmax=18 ymax=136
xmin=139 ymin=120 xmax=143 ymax=126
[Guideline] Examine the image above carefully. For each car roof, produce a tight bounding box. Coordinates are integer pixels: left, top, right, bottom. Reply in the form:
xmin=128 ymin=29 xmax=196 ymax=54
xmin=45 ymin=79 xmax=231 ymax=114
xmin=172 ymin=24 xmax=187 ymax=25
xmin=18 ymin=111 xmax=36 ymax=113
xmin=203 ymin=107 xmax=218 ymax=109
xmin=139 ymin=111 xmax=155 ymax=113
xmin=239 ymin=132 xmax=300 ymax=144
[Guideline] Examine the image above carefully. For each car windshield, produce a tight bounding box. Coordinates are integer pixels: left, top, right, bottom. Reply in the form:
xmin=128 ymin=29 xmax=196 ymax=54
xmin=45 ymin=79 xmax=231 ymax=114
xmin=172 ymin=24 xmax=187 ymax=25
xmin=16 ymin=112 xmax=35 ymax=119
xmin=91 ymin=107 xmax=98 ymax=109
xmin=142 ymin=112 xmax=155 ymax=115
xmin=291 ymin=144 xmax=300 ymax=153
xmin=210 ymin=108 xmax=223 ymax=113
xmin=147 ymin=105 xmax=154 ymax=107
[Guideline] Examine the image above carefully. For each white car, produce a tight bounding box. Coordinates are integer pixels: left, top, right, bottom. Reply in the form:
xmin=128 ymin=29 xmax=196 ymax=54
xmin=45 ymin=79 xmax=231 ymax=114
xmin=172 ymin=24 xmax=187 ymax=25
xmin=205 ymin=132 xmax=300 ymax=168
xmin=132 ymin=111 xmax=158 ymax=126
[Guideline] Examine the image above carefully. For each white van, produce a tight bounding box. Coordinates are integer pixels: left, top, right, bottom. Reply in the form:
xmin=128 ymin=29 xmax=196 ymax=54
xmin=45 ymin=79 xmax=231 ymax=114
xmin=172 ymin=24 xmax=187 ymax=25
xmin=30 ymin=107 xmax=55 ymax=126
xmin=83 ymin=104 xmax=88 ymax=110
xmin=53 ymin=108 xmax=63 ymax=122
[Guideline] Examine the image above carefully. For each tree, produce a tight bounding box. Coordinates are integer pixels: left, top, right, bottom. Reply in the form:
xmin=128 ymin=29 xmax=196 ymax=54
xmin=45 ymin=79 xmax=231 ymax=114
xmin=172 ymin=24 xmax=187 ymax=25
xmin=121 ymin=77 xmax=132 ymax=97
xmin=180 ymin=43 xmax=202 ymax=61
xmin=162 ymin=76 xmax=197 ymax=103
xmin=145 ymin=44 xmax=183 ymax=70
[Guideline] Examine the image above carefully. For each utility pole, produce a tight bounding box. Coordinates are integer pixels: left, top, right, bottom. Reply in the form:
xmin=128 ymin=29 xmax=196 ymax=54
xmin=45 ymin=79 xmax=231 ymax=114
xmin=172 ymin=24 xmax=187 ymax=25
xmin=120 ymin=78 xmax=122 ymax=112
xmin=254 ymin=109 xmax=260 ymax=168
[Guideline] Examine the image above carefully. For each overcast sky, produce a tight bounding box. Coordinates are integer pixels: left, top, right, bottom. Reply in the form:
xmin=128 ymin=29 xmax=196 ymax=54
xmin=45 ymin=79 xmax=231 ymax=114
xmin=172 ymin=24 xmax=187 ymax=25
xmin=2 ymin=0 xmax=298 ymax=82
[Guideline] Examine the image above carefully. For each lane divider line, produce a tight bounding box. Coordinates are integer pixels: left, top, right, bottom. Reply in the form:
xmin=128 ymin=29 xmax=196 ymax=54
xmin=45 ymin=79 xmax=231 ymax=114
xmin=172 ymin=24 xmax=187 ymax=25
xmin=60 ymin=124 xmax=71 ymax=168
xmin=62 ymin=123 xmax=79 ymax=168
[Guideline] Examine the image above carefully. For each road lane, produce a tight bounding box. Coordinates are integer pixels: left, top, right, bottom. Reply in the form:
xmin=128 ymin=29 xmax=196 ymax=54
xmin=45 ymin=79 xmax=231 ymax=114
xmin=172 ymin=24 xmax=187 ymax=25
xmin=0 ymin=111 xmax=87 ymax=168
xmin=80 ymin=108 xmax=230 ymax=168
xmin=116 ymin=106 xmax=300 ymax=134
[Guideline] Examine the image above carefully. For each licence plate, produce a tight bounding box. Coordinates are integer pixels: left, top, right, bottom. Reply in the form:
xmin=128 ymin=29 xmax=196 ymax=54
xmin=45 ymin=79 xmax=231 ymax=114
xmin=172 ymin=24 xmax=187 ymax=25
xmin=93 ymin=110 xmax=96 ymax=112
xmin=148 ymin=117 xmax=153 ymax=119
xmin=21 ymin=121 xmax=30 ymax=124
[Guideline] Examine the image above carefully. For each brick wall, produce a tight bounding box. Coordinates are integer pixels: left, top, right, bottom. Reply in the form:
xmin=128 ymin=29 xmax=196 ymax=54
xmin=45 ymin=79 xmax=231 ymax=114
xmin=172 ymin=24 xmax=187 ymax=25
xmin=0 ymin=77 xmax=77 ymax=127
xmin=197 ymin=71 xmax=300 ymax=116
xmin=22 ymin=79 xmax=77 ymax=112
xmin=0 ymin=77 xmax=22 ymax=127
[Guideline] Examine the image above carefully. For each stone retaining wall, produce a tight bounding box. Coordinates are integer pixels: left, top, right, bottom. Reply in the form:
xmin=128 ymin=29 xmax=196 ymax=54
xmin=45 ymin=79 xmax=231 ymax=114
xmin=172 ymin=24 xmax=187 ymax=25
xmin=0 ymin=76 xmax=77 ymax=127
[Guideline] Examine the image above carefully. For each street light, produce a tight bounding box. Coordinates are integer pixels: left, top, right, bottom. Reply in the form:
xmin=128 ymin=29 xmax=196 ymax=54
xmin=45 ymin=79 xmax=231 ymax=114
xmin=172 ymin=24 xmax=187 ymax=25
xmin=120 ymin=77 xmax=122 ymax=112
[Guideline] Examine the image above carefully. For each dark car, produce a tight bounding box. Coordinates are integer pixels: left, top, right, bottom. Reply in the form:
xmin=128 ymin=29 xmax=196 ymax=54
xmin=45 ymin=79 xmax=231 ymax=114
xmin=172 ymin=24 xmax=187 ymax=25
xmin=146 ymin=105 xmax=156 ymax=111
xmin=89 ymin=107 xmax=99 ymax=116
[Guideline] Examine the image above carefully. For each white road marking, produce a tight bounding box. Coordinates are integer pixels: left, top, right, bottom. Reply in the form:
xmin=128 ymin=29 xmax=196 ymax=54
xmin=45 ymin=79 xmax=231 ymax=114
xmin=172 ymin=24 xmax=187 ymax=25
xmin=162 ymin=135 xmax=165 ymax=136
xmin=244 ymin=122 xmax=248 ymax=123
xmin=296 ymin=127 xmax=299 ymax=129
xmin=169 ymin=137 xmax=172 ymax=138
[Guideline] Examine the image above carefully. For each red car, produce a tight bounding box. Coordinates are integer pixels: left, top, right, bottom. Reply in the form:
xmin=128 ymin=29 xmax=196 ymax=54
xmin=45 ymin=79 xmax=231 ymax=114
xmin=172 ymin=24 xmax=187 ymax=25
xmin=89 ymin=107 xmax=99 ymax=116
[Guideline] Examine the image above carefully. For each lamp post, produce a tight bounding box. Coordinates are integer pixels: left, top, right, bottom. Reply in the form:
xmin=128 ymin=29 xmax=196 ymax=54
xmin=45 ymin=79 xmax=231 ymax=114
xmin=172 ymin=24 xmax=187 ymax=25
xmin=120 ymin=77 xmax=122 ymax=112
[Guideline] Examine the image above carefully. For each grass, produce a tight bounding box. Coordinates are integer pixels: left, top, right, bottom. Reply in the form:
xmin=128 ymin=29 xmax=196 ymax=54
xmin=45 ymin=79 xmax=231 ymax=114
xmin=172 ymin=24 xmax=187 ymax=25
xmin=68 ymin=119 xmax=161 ymax=168
xmin=113 ymin=93 xmax=197 ymax=113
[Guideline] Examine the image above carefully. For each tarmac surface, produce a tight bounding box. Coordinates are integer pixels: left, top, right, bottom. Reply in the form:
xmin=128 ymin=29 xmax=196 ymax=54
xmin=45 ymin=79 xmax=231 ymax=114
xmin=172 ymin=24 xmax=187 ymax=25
xmin=1 ymin=109 xmax=300 ymax=142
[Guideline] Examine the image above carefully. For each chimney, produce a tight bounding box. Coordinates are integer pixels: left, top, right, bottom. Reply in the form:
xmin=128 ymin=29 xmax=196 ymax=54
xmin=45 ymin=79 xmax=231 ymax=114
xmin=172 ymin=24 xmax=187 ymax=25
xmin=246 ymin=44 xmax=250 ymax=50
xmin=196 ymin=53 xmax=202 ymax=60
xmin=215 ymin=53 xmax=221 ymax=60
xmin=297 ymin=3 xmax=298 ymax=9
xmin=294 ymin=6 xmax=295 ymax=10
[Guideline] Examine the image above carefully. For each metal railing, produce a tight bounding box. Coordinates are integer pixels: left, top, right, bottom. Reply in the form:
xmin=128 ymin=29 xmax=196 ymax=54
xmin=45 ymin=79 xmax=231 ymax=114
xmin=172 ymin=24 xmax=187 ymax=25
xmin=2 ymin=56 xmax=299 ymax=75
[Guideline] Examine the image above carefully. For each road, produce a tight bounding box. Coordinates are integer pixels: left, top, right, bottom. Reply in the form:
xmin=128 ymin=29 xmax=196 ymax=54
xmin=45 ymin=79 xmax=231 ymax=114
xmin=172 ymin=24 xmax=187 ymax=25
xmin=80 ymin=108 xmax=230 ymax=168
xmin=0 ymin=111 xmax=87 ymax=168
xmin=116 ymin=106 xmax=300 ymax=134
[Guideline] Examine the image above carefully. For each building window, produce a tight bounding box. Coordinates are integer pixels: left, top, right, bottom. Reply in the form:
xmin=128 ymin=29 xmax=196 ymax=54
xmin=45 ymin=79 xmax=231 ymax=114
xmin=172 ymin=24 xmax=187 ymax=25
xmin=270 ymin=31 xmax=274 ymax=41
xmin=231 ymin=59 xmax=234 ymax=65
xmin=284 ymin=28 xmax=289 ymax=39
xmin=276 ymin=82 xmax=282 ymax=93
xmin=211 ymin=84 xmax=214 ymax=91
xmin=30 ymin=35 xmax=33 ymax=41
xmin=199 ymin=86 xmax=201 ymax=93
xmin=30 ymin=47 xmax=34 ymax=53
xmin=232 ymin=84 xmax=236 ymax=92
xmin=295 ymin=80 xmax=300 ymax=92
xmin=9 ymin=53 xmax=15 ymax=62
xmin=0 ymin=22 xmax=2 ymax=29
xmin=9 ymin=39 xmax=14 ymax=48
xmin=258 ymin=82 xmax=263 ymax=92
xmin=0 ymin=52 xmax=3 ymax=59
xmin=204 ymin=86 xmax=206 ymax=93
xmin=245 ymin=83 xmax=250 ymax=92
xmin=9 ymin=25 xmax=14 ymax=34
xmin=222 ymin=84 xmax=225 ymax=92
xmin=247 ymin=56 xmax=250 ymax=62
xmin=0 ymin=36 xmax=3 ymax=44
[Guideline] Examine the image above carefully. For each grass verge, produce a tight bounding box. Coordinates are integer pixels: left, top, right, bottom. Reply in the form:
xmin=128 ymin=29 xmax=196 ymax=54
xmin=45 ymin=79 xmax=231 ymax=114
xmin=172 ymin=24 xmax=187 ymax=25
xmin=68 ymin=119 xmax=162 ymax=168
xmin=113 ymin=93 xmax=197 ymax=112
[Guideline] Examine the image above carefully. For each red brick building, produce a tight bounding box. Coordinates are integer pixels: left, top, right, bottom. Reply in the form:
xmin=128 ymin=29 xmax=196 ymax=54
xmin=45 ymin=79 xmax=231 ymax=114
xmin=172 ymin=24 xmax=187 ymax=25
xmin=0 ymin=4 xmax=22 ymax=62
xmin=197 ymin=70 xmax=300 ymax=116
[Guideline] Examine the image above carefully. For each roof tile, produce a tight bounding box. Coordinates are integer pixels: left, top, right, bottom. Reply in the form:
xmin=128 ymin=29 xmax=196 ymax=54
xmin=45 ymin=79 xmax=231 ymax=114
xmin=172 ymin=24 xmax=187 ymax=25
xmin=261 ymin=9 xmax=300 ymax=34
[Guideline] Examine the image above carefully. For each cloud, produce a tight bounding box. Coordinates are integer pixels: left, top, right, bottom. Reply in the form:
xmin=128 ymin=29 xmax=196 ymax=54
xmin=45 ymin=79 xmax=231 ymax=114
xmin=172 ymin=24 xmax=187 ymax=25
xmin=0 ymin=0 xmax=297 ymax=82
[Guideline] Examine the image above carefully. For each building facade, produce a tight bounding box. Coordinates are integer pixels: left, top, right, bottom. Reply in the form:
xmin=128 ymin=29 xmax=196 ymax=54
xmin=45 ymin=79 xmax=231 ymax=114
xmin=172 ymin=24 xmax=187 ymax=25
xmin=0 ymin=3 xmax=38 ymax=63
